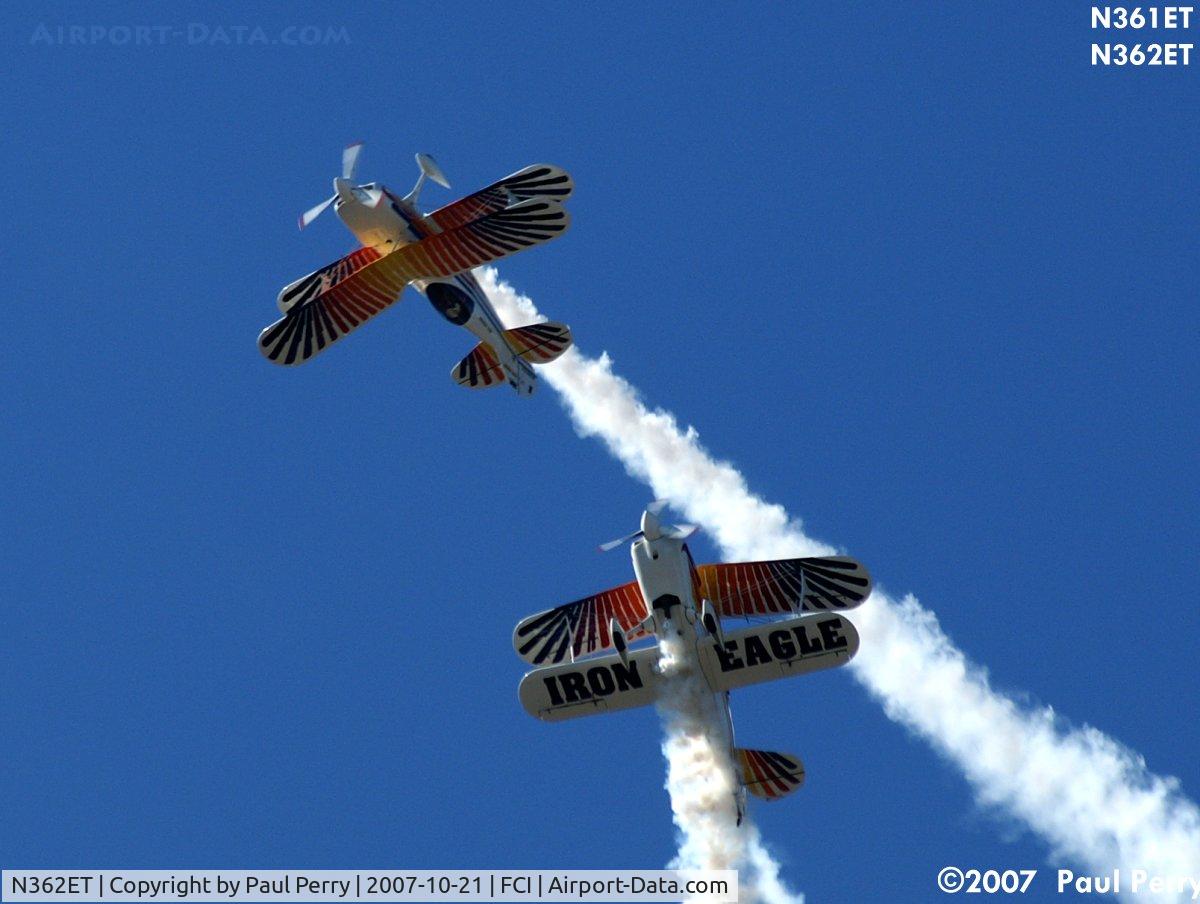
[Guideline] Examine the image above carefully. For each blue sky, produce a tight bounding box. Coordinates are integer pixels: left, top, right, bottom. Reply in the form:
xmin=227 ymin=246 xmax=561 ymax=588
xmin=2 ymin=2 xmax=1197 ymax=901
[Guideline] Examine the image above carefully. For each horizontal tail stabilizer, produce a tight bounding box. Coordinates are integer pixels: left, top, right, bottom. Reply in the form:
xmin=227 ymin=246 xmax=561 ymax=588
xmin=736 ymin=749 xmax=805 ymax=800
xmin=503 ymin=322 xmax=573 ymax=365
xmin=452 ymin=341 xmax=505 ymax=390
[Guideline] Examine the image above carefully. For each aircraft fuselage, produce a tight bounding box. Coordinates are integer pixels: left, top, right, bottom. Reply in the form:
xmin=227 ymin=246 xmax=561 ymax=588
xmin=628 ymin=530 xmax=745 ymax=821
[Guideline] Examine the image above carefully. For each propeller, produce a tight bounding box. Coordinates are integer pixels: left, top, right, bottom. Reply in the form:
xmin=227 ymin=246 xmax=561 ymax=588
xmin=298 ymin=195 xmax=335 ymax=230
xmin=297 ymin=141 xmax=365 ymax=231
xmin=597 ymin=530 xmax=643 ymax=554
xmin=342 ymin=140 xmax=363 ymax=181
xmin=645 ymin=499 xmax=669 ymax=517
xmin=597 ymin=500 xmax=698 ymax=552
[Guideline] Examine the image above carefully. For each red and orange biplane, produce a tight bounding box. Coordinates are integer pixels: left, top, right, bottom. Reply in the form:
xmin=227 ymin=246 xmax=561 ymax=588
xmin=259 ymin=144 xmax=572 ymax=396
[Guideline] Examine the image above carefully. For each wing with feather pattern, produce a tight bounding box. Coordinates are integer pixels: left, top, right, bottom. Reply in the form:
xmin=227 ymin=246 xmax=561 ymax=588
xmin=259 ymin=198 xmax=569 ymax=365
xmin=513 ymin=581 xmax=651 ymax=665
xmin=425 ymin=164 xmax=573 ymax=232
xmin=697 ymin=556 xmax=871 ymax=617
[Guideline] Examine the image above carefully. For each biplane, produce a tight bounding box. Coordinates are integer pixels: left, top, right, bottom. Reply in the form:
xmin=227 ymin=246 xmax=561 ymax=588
xmin=514 ymin=502 xmax=871 ymax=824
xmin=258 ymin=144 xmax=573 ymax=395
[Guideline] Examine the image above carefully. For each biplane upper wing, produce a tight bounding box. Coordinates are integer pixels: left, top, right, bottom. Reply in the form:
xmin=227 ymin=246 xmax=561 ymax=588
xmin=426 ymin=164 xmax=574 ymax=232
xmin=275 ymin=246 xmax=384 ymax=315
xmin=259 ymin=198 xmax=569 ymax=365
xmin=513 ymin=580 xmax=651 ymax=665
xmin=696 ymin=556 xmax=872 ymax=618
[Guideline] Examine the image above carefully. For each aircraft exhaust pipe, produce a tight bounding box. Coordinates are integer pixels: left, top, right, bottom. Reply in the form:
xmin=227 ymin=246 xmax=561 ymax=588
xmin=701 ymin=599 xmax=722 ymax=643
xmin=610 ymin=617 xmax=629 ymax=668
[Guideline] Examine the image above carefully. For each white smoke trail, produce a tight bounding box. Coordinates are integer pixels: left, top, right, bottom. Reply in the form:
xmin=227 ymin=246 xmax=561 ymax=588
xmin=655 ymin=622 xmax=802 ymax=904
xmin=654 ymin=627 xmax=742 ymax=869
xmin=482 ymin=269 xmax=1200 ymax=900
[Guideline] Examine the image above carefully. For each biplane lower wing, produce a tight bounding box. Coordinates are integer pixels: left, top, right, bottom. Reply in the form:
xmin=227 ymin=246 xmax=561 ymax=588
xmin=513 ymin=580 xmax=651 ymax=665
xmin=519 ymin=612 xmax=859 ymax=722
xmin=259 ymin=198 xmax=569 ymax=365
xmin=519 ymin=644 xmax=661 ymax=722
xmin=697 ymin=556 xmax=872 ymax=618
xmin=700 ymin=612 xmax=859 ymax=693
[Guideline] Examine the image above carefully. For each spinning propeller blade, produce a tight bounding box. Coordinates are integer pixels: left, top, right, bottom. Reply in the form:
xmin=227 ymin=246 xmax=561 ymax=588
xmin=598 ymin=531 xmax=642 ymax=553
xmin=298 ymin=194 xmax=336 ymax=230
xmin=342 ymin=141 xmax=364 ymax=181
xmin=298 ymin=142 xmax=367 ymax=230
xmin=597 ymin=500 xmax=697 ymax=551
xmin=665 ymin=524 xmax=699 ymax=540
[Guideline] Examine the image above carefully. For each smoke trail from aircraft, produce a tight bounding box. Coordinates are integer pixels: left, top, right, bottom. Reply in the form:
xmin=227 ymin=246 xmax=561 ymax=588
xmin=482 ymin=269 xmax=1200 ymax=899
xmin=655 ymin=623 xmax=803 ymax=904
